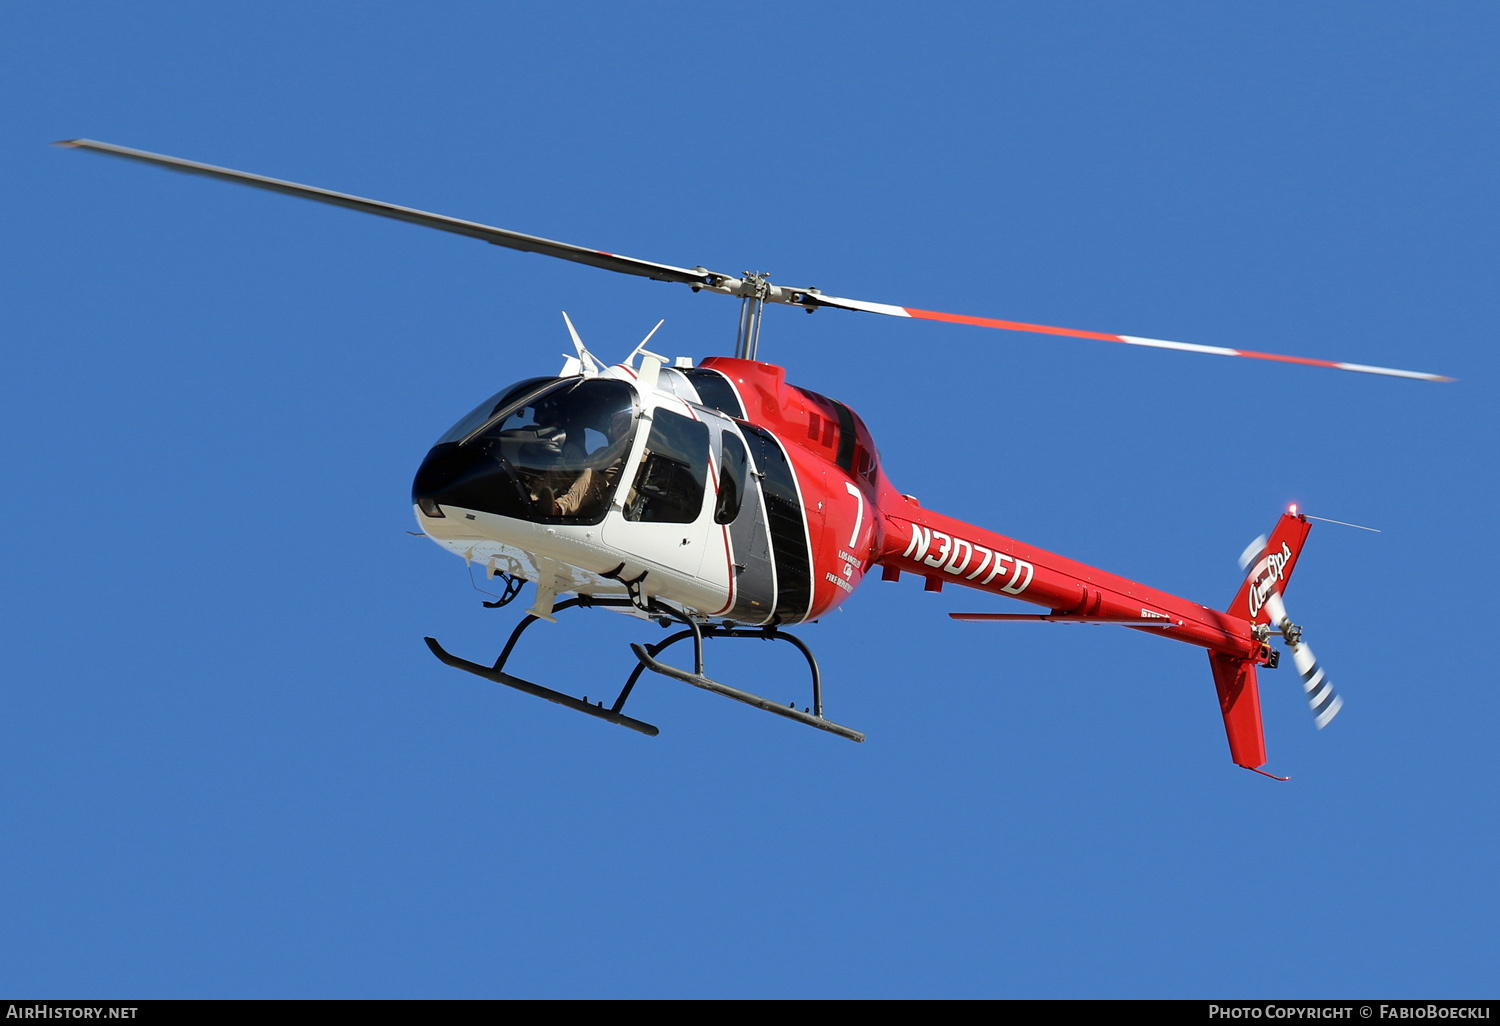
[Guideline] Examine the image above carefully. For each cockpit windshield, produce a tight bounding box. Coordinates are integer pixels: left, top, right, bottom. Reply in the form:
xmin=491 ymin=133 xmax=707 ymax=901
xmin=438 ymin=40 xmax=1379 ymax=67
xmin=434 ymin=376 xmax=560 ymax=447
xmin=461 ymin=377 xmax=638 ymax=524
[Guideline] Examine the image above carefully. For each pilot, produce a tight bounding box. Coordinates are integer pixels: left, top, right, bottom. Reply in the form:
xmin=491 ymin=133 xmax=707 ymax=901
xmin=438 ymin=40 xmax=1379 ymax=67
xmin=530 ymin=398 xmax=633 ymax=518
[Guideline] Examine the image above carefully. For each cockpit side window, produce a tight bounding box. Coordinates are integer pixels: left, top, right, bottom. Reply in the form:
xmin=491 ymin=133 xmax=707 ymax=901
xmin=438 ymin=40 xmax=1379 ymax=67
xmin=715 ymin=431 xmax=749 ymax=525
xmin=624 ymin=410 xmax=710 ymax=524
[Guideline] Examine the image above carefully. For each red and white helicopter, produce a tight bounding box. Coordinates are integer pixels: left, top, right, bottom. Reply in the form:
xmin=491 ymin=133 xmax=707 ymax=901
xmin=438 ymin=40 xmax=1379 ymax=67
xmin=59 ymin=139 xmax=1452 ymax=775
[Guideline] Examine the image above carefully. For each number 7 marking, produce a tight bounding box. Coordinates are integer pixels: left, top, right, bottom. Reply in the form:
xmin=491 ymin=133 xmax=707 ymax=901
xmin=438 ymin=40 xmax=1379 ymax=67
xmin=844 ymin=481 xmax=864 ymax=548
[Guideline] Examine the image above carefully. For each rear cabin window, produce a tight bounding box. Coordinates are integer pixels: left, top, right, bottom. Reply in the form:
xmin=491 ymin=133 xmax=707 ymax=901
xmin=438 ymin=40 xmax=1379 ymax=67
xmin=740 ymin=423 xmax=812 ymax=622
xmin=715 ymin=431 xmax=749 ymax=525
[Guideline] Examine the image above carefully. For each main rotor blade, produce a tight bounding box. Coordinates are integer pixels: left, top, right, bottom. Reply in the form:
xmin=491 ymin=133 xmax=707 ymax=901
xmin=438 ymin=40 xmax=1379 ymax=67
xmin=802 ymin=293 xmax=1453 ymax=382
xmin=60 ymin=139 xmax=1453 ymax=382
xmin=56 ymin=139 xmax=718 ymax=288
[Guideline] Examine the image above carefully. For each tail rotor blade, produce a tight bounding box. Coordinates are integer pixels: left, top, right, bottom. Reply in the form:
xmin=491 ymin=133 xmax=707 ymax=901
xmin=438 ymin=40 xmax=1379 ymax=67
xmin=1295 ymin=645 xmax=1343 ymax=730
xmin=1238 ymin=534 xmax=1269 ymax=572
xmin=1262 ymin=591 xmax=1343 ymax=729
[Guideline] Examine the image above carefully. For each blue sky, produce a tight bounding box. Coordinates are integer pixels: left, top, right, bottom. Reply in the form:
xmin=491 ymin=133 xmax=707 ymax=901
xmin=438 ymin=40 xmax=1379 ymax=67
xmin=2 ymin=3 xmax=1496 ymax=997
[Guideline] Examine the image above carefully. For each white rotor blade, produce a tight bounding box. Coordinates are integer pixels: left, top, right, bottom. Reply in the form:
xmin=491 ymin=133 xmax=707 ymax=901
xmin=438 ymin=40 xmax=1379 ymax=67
xmin=1238 ymin=534 xmax=1270 ymax=572
xmin=1263 ymin=591 xmax=1343 ymax=729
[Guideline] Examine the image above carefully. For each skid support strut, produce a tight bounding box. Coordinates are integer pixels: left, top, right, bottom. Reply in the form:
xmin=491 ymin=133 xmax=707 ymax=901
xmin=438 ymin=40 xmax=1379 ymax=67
xmin=425 ymin=596 xmax=660 ymax=736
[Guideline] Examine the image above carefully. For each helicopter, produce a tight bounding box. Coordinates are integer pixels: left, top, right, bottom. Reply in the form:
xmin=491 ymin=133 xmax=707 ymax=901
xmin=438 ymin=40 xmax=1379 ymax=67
xmin=57 ymin=138 xmax=1451 ymax=775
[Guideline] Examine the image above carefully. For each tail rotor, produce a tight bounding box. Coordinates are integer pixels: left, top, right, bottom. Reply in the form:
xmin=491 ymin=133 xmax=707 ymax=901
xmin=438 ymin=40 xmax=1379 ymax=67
xmin=1261 ymin=590 xmax=1343 ymax=729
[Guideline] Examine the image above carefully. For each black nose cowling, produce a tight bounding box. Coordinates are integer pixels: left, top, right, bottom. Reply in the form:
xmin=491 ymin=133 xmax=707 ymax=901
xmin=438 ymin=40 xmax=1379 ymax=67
xmin=411 ymin=442 xmax=518 ymax=519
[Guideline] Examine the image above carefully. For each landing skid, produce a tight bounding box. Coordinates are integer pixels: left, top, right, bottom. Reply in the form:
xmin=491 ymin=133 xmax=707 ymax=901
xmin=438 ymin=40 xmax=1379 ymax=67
xmin=425 ymin=595 xmax=864 ymax=743
xmin=627 ymin=619 xmax=864 ymax=742
xmin=424 ymin=639 xmax=660 ymax=736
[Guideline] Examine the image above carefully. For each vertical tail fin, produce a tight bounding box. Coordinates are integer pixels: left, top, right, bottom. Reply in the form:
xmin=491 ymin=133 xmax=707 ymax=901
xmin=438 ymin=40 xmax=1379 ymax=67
xmin=1229 ymin=511 xmax=1313 ymax=625
xmin=1209 ymin=509 xmax=1314 ymax=771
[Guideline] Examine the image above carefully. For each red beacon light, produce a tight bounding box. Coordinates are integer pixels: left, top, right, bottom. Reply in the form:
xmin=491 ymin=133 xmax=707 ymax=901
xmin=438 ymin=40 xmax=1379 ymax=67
xmin=1289 ymin=504 xmax=1298 ymax=515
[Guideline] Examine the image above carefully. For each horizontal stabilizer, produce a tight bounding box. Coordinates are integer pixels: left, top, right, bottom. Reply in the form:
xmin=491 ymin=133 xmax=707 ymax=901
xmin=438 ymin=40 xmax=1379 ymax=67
xmin=950 ymin=612 xmax=1178 ymax=627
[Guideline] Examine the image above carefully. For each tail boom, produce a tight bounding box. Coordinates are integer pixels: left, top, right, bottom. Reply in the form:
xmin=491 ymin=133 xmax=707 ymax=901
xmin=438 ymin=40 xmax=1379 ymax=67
xmin=876 ymin=493 xmax=1258 ymax=660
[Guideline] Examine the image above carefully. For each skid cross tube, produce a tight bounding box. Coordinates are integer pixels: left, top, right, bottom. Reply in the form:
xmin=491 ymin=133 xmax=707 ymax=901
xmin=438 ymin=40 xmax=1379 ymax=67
xmin=627 ymin=622 xmax=863 ymax=743
xmin=425 ymin=595 xmax=660 ymax=736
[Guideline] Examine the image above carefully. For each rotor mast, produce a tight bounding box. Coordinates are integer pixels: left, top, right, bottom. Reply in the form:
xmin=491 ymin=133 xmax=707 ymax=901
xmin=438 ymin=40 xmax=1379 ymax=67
xmin=733 ymin=272 xmax=770 ymax=360
xmin=688 ymin=266 xmax=816 ymax=360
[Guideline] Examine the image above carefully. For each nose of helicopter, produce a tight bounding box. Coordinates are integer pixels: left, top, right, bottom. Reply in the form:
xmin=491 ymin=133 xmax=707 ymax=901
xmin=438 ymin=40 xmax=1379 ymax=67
xmin=411 ymin=442 xmax=506 ymax=519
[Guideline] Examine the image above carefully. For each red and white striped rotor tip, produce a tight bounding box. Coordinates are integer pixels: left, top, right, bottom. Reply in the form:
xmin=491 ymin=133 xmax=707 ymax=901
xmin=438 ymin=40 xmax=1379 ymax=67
xmin=810 ymin=294 xmax=1453 ymax=383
